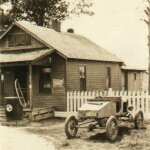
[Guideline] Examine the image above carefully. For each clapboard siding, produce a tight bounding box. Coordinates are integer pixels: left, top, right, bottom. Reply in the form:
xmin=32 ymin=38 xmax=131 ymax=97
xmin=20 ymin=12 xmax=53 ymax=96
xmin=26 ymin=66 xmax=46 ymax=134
xmin=0 ymin=26 xmax=46 ymax=51
xmin=32 ymin=53 xmax=66 ymax=111
xmin=127 ymin=72 xmax=142 ymax=91
xmin=66 ymin=59 xmax=122 ymax=91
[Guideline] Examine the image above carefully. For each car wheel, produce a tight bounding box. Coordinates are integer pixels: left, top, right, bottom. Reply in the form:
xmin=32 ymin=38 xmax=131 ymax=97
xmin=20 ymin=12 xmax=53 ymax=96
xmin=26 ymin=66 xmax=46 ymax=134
xmin=134 ymin=111 xmax=144 ymax=129
xmin=64 ymin=115 xmax=78 ymax=138
xmin=106 ymin=116 xmax=118 ymax=141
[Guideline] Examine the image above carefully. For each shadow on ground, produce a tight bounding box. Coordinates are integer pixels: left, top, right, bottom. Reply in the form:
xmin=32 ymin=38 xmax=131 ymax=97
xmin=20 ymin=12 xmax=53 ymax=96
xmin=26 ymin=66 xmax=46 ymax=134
xmin=86 ymin=126 xmax=131 ymax=143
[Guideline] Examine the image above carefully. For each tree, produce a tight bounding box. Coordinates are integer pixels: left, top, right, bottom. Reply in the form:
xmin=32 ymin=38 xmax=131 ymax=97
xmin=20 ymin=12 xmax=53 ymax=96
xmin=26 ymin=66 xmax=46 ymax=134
xmin=0 ymin=0 xmax=94 ymax=28
xmin=144 ymin=0 xmax=150 ymax=92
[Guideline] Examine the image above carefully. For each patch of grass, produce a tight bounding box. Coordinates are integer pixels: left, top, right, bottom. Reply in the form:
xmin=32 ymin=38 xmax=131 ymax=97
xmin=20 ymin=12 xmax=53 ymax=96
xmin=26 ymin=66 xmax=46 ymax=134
xmin=22 ymin=119 xmax=150 ymax=150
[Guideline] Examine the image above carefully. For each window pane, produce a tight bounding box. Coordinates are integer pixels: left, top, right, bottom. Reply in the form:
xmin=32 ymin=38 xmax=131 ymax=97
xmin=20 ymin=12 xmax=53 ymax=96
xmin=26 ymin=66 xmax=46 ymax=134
xmin=79 ymin=66 xmax=86 ymax=91
xmin=106 ymin=67 xmax=111 ymax=88
xmin=134 ymin=73 xmax=137 ymax=80
xmin=39 ymin=67 xmax=51 ymax=93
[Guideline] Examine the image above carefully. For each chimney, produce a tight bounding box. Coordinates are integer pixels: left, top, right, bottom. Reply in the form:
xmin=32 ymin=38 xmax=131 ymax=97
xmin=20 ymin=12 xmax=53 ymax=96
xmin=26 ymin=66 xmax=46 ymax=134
xmin=51 ymin=20 xmax=61 ymax=32
xmin=67 ymin=28 xmax=74 ymax=34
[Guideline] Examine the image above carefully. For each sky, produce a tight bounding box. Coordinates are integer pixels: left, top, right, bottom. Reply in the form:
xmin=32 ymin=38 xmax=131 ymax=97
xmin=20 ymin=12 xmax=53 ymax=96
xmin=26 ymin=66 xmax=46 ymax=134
xmin=62 ymin=0 xmax=148 ymax=70
xmin=1 ymin=0 xmax=149 ymax=70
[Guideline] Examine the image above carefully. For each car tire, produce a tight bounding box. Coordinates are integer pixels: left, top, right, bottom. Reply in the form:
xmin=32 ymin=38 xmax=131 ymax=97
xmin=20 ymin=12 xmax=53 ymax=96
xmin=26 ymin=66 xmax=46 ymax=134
xmin=106 ymin=116 xmax=118 ymax=141
xmin=64 ymin=115 xmax=78 ymax=138
xmin=134 ymin=110 xmax=144 ymax=129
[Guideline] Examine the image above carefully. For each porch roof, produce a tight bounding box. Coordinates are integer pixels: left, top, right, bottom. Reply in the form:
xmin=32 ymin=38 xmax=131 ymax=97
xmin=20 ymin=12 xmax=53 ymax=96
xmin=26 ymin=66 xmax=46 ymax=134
xmin=0 ymin=49 xmax=53 ymax=63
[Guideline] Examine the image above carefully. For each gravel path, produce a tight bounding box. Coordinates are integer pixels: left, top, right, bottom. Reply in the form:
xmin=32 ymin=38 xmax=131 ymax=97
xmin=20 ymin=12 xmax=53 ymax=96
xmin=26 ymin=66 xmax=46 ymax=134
xmin=0 ymin=126 xmax=55 ymax=150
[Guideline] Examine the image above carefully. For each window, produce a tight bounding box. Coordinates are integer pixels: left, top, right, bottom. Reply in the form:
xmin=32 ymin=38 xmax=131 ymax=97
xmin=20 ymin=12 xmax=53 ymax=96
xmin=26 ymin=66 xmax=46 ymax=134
xmin=134 ymin=73 xmax=137 ymax=81
xmin=106 ymin=67 xmax=111 ymax=89
xmin=79 ymin=66 xmax=86 ymax=91
xmin=8 ymin=34 xmax=31 ymax=47
xmin=39 ymin=67 xmax=51 ymax=93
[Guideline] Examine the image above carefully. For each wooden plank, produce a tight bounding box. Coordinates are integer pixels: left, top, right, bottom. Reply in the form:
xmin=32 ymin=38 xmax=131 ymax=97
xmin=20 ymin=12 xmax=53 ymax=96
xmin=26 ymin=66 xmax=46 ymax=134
xmin=32 ymin=108 xmax=53 ymax=116
xmin=34 ymin=112 xmax=54 ymax=121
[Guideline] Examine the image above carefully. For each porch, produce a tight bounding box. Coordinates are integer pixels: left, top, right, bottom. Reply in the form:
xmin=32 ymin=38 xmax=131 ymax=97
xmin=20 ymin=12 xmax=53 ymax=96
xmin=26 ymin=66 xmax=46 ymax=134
xmin=0 ymin=49 xmax=66 ymax=122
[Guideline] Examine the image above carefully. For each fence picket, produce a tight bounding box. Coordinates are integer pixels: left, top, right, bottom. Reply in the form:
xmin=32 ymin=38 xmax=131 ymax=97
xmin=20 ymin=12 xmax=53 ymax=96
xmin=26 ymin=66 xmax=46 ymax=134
xmin=67 ymin=92 xmax=70 ymax=112
xmin=69 ymin=91 xmax=73 ymax=112
xmin=77 ymin=92 xmax=80 ymax=110
xmin=141 ymin=91 xmax=145 ymax=112
xmin=136 ymin=91 xmax=140 ymax=111
xmin=73 ymin=91 xmax=77 ymax=112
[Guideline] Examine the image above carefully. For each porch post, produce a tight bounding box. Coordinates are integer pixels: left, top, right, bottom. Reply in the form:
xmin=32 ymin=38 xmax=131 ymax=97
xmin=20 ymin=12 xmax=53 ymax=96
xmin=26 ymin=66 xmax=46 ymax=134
xmin=0 ymin=67 xmax=4 ymax=106
xmin=29 ymin=64 xmax=33 ymax=108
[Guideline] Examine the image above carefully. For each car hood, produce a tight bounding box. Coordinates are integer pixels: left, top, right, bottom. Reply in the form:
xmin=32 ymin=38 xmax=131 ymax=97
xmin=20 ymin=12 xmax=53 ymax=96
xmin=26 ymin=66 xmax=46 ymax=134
xmin=78 ymin=101 xmax=109 ymax=111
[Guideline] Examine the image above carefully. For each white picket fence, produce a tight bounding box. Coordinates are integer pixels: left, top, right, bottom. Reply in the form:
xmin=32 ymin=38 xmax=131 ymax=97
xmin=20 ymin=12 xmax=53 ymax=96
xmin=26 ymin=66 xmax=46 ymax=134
xmin=66 ymin=89 xmax=150 ymax=119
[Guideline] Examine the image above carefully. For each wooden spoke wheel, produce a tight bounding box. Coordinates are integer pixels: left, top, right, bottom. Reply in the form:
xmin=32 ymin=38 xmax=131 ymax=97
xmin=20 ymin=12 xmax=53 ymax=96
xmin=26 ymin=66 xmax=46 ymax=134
xmin=134 ymin=111 xmax=144 ymax=129
xmin=64 ymin=115 xmax=78 ymax=138
xmin=106 ymin=116 xmax=118 ymax=141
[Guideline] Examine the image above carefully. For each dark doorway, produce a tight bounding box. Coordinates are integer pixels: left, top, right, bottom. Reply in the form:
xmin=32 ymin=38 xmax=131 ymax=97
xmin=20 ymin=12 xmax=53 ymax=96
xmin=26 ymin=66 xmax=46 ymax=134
xmin=14 ymin=66 xmax=28 ymax=102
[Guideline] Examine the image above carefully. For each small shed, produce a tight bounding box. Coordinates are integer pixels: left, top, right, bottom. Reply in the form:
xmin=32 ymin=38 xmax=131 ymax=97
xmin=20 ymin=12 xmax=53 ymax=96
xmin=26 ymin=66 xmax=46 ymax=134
xmin=0 ymin=21 xmax=123 ymax=120
xmin=121 ymin=66 xmax=147 ymax=91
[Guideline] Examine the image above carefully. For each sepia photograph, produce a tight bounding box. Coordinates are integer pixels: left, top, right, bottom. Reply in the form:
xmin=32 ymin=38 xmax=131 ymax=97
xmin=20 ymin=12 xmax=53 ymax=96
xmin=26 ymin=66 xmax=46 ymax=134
xmin=0 ymin=0 xmax=150 ymax=150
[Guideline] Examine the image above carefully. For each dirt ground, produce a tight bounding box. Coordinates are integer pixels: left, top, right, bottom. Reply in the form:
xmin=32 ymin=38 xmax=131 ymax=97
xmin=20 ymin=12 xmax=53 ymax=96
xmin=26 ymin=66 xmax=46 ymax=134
xmin=19 ymin=118 xmax=150 ymax=150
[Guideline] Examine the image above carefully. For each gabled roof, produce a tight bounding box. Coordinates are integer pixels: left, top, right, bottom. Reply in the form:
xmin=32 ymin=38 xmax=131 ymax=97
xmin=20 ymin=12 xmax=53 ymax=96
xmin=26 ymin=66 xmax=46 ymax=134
xmin=0 ymin=49 xmax=53 ymax=63
xmin=0 ymin=21 xmax=123 ymax=63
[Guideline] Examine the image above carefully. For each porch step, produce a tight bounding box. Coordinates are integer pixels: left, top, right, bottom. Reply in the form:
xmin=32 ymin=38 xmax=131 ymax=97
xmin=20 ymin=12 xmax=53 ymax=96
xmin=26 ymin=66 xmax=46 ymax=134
xmin=31 ymin=107 xmax=54 ymax=121
xmin=34 ymin=112 xmax=54 ymax=121
xmin=32 ymin=107 xmax=54 ymax=116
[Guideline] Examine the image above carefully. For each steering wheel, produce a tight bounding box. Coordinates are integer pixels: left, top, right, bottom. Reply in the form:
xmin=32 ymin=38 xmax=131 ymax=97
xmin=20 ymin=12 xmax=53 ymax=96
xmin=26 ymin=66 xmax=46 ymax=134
xmin=100 ymin=90 xmax=106 ymax=99
xmin=15 ymin=79 xmax=27 ymax=107
xmin=95 ymin=90 xmax=105 ymax=99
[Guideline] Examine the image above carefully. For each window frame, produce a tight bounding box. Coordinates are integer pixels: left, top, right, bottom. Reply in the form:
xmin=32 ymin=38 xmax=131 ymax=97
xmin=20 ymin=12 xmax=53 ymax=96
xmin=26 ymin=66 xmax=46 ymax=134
xmin=106 ymin=67 xmax=112 ymax=89
xmin=134 ymin=72 xmax=137 ymax=81
xmin=8 ymin=33 xmax=31 ymax=47
xmin=79 ymin=65 xmax=87 ymax=91
xmin=39 ymin=66 xmax=52 ymax=94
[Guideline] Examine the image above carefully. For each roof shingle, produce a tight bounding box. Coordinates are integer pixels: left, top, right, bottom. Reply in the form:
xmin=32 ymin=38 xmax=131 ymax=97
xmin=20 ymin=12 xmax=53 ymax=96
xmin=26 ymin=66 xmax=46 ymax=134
xmin=16 ymin=21 xmax=123 ymax=62
xmin=0 ymin=21 xmax=123 ymax=63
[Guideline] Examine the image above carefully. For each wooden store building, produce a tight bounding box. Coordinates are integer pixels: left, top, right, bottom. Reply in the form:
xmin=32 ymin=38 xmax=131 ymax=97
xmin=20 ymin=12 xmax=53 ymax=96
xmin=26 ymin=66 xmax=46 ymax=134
xmin=0 ymin=21 xmax=123 ymax=120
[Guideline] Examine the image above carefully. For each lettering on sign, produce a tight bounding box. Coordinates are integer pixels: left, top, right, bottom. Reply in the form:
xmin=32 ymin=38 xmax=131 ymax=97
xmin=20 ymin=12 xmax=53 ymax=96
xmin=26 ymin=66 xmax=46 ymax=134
xmin=8 ymin=34 xmax=31 ymax=47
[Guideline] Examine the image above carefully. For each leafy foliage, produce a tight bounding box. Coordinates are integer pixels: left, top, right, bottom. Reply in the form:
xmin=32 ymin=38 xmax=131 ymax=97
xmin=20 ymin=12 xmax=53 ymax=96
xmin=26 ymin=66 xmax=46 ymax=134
xmin=0 ymin=0 xmax=94 ymax=29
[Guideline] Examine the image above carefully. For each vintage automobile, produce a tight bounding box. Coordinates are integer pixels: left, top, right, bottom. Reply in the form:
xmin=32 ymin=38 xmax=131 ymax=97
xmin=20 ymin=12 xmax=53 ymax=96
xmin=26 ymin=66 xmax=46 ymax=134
xmin=64 ymin=96 xmax=144 ymax=141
